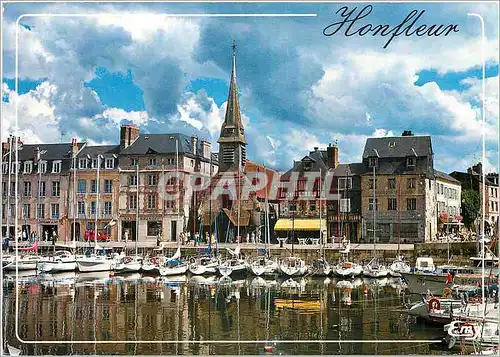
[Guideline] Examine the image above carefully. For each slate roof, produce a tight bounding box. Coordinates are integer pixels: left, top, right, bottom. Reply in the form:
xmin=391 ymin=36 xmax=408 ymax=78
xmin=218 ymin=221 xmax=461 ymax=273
xmin=362 ymin=136 xmax=433 ymax=159
xmin=14 ymin=143 xmax=83 ymax=161
xmin=282 ymin=149 xmax=329 ymax=179
xmin=434 ymin=169 xmax=461 ymax=184
xmin=119 ymin=133 xmax=205 ymax=159
xmin=330 ymin=163 xmax=366 ymax=176
xmin=80 ymin=145 xmax=120 ymax=157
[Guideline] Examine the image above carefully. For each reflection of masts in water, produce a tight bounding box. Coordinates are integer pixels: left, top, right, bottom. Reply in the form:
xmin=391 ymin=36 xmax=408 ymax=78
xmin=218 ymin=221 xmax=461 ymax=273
xmin=265 ymin=286 xmax=271 ymax=344
xmin=93 ymin=283 xmax=97 ymax=356
xmin=134 ymin=283 xmax=138 ymax=356
xmin=237 ymin=290 xmax=241 ymax=356
xmin=320 ymin=289 xmax=324 ymax=355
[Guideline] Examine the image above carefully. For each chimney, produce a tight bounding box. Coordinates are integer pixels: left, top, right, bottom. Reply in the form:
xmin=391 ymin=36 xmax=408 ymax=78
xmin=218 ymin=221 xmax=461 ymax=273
xmin=72 ymin=137 xmax=78 ymax=154
xmin=191 ymin=136 xmax=198 ymax=155
xmin=314 ymin=147 xmax=319 ymax=151
xmin=402 ymin=130 xmax=413 ymax=136
xmin=2 ymin=140 xmax=10 ymax=153
xmin=120 ymin=125 xmax=140 ymax=150
xmin=326 ymin=143 xmax=339 ymax=169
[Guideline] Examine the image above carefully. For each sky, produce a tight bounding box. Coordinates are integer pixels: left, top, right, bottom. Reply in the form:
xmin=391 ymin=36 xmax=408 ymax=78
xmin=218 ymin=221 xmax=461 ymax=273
xmin=1 ymin=2 xmax=499 ymax=174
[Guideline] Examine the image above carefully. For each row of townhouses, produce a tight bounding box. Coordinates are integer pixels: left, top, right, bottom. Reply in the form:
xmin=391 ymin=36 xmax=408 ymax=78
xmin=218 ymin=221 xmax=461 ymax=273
xmin=1 ymin=45 xmax=498 ymax=245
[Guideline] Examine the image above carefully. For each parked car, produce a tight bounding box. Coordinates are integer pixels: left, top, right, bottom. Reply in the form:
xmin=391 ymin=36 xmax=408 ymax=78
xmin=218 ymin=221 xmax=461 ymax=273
xmin=84 ymin=230 xmax=111 ymax=242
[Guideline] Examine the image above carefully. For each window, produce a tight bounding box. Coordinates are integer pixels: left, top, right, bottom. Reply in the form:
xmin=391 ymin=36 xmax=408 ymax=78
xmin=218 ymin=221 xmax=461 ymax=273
xmin=369 ymin=178 xmax=377 ymax=189
xmin=91 ymin=158 xmax=98 ymax=169
xmin=105 ymin=158 xmax=114 ymax=169
xmin=51 ymin=204 xmax=60 ymax=219
xmin=310 ymin=203 xmax=316 ymax=211
xmin=104 ymin=180 xmax=112 ymax=194
xmin=23 ymin=182 xmax=31 ymax=196
xmin=52 ymin=181 xmax=60 ymax=197
xmin=147 ymin=194 xmax=156 ymax=209
xmin=148 ymin=174 xmax=157 ymax=186
xmin=2 ymin=204 xmax=5 ymax=219
xmin=368 ymin=157 xmax=378 ymax=168
xmin=91 ymin=180 xmax=97 ymax=193
xmin=148 ymin=158 xmax=157 ymax=166
xmin=129 ymin=195 xmax=137 ymax=210
xmin=369 ymin=198 xmax=378 ymax=211
xmin=167 ymin=158 xmax=175 ymax=166
xmin=407 ymin=198 xmax=417 ymax=210
xmin=10 ymin=182 xmax=15 ymax=196
xmin=2 ymin=182 xmax=6 ymax=196
xmin=10 ymin=161 xmax=19 ymax=174
xmin=39 ymin=181 xmax=46 ymax=196
xmin=338 ymin=178 xmax=352 ymax=190
xmin=340 ymin=198 xmax=350 ymax=213
xmin=388 ymin=178 xmax=396 ymax=189
xmin=23 ymin=161 xmax=32 ymax=174
xmin=2 ymin=163 xmax=7 ymax=174
xmin=289 ymin=203 xmax=297 ymax=212
xmin=166 ymin=200 xmax=174 ymax=209
xmin=496 ymin=202 xmax=499 ymax=212
xmin=38 ymin=161 xmax=47 ymax=174
xmin=131 ymin=158 xmax=139 ymax=166
xmin=37 ymin=204 xmax=45 ymax=219
xmin=407 ymin=178 xmax=416 ymax=189
xmin=77 ymin=201 xmax=85 ymax=215
xmin=104 ymin=202 xmax=112 ymax=215
xmin=52 ymin=160 xmax=62 ymax=173
xmin=22 ymin=204 xmax=30 ymax=219
xmin=129 ymin=174 xmax=137 ymax=186
xmin=388 ymin=198 xmax=397 ymax=210
xmin=407 ymin=157 xmax=416 ymax=167
xmin=147 ymin=221 xmax=162 ymax=236
xmin=77 ymin=179 xmax=86 ymax=193
xmin=90 ymin=201 xmax=96 ymax=216
xmin=79 ymin=159 xmax=88 ymax=169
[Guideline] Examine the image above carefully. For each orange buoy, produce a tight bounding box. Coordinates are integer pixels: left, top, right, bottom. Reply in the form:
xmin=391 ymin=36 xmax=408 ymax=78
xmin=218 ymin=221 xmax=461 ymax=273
xmin=264 ymin=345 xmax=274 ymax=353
xmin=109 ymin=271 xmax=114 ymax=278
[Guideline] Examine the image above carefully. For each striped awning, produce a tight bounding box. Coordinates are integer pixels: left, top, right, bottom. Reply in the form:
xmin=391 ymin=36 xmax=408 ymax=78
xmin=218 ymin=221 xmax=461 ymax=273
xmin=274 ymin=219 xmax=326 ymax=231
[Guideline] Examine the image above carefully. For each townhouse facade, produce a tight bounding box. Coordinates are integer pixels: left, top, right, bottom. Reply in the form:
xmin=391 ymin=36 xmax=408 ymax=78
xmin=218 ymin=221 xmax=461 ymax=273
xmin=360 ymin=131 xmax=436 ymax=243
xmin=1 ymin=138 xmax=77 ymax=242
xmin=434 ymin=170 xmax=462 ymax=232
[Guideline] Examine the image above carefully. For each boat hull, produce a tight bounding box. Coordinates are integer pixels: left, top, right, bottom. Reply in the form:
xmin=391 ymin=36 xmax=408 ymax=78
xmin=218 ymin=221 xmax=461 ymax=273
xmin=188 ymin=262 xmax=218 ymax=275
xmin=37 ymin=261 xmax=77 ymax=273
xmin=159 ymin=264 xmax=188 ymax=276
xmin=114 ymin=261 xmax=142 ymax=273
xmin=76 ymin=259 xmax=112 ymax=272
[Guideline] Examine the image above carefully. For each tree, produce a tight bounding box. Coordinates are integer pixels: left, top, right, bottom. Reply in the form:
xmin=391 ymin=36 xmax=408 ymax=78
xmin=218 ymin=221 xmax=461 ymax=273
xmin=461 ymin=189 xmax=480 ymax=230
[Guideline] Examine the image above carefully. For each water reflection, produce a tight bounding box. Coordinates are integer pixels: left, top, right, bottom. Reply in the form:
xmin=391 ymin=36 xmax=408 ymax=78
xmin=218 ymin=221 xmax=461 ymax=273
xmin=2 ymin=274 xmax=445 ymax=355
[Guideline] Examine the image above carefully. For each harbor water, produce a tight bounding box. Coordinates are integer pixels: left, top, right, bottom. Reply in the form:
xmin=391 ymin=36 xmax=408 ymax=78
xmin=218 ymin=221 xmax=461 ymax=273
xmin=0 ymin=272 xmax=454 ymax=355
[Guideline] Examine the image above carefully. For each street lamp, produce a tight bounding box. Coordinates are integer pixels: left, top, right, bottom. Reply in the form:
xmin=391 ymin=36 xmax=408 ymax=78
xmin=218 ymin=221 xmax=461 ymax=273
xmin=170 ymin=136 xmax=179 ymax=243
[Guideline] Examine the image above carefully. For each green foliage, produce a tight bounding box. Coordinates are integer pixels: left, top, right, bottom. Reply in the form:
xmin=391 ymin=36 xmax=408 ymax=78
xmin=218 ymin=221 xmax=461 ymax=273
xmin=461 ymin=189 xmax=480 ymax=229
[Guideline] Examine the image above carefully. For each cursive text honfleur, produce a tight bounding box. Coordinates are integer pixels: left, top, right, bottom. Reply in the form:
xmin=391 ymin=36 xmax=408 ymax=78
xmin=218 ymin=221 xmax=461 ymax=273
xmin=323 ymin=5 xmax=459 ymax=49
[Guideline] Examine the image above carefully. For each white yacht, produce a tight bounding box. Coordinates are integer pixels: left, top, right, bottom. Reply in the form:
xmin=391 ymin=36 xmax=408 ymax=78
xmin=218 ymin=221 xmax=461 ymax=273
xmin=159 ymin=259 xmax=188 ymax=276
xmin=389 ymin=256 xmax=411 ymax=277
xmin=248 ymin=256 xmax=278 ymax=276
xmin=3 ymin=255 xmax=40 ymax=271
xmin=37 ymin=251 xmax=77 ymax=273
xmin=363 ymin=258 xmax=389 ymax=278
xmin=278 ymin=256 xmax=307 ymax=277
xmin=114 ymin=255 xmax=142 ymax=273
xmin=188 ymin=256 xmax=220 ymax=275
xmin=76 ymin=246 xmax=113 ymax=273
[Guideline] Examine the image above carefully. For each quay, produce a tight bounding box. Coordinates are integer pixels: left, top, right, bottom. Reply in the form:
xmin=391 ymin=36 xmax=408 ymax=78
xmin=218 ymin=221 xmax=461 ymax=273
xmin=28 ymin=241 xmax=479 ymax=265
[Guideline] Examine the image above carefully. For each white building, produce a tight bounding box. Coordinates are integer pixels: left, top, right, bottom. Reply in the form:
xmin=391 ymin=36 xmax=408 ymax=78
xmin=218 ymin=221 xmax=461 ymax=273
xmin=434 ymin=170 xmax=462 ymax=233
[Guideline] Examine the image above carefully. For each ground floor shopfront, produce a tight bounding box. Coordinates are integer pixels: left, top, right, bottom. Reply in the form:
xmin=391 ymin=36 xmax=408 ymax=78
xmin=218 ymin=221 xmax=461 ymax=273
xmin=327 ymin=213 xmax=362 ymax=242
xmin=118 ymin=214 xmax=184 ymax=243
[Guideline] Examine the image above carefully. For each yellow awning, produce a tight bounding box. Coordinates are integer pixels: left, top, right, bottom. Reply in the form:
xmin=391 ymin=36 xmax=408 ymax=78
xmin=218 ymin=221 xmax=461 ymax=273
xmin=274 ymin=219 xmax=326 ymax=231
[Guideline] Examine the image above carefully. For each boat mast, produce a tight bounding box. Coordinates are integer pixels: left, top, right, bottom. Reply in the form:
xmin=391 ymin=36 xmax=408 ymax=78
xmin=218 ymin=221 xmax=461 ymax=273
xmin=264 ymin=166 xmax=269 ymax=252
xmin=72 ymin=138 xmax=77 ymax=250
xmin=237 ymin=146 xmax=241 ymax=247
xmin=95 ymin=155 xmax=101 ymax=250
xmin=6 ymin=136 xmax=12 ymax=243
xmin=319 ymin=168 xmax=323 ymax=258
xmin=135 ymin=163 xmax=139 ymax=257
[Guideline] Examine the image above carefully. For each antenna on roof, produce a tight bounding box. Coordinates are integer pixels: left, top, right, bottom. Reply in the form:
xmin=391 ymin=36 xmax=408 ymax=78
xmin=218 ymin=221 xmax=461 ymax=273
xmin=412 ymin=148 xmax=418 ymax=157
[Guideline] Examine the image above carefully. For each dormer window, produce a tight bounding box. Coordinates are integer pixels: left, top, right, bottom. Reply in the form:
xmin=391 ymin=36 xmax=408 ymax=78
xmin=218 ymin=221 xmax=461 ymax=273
xmin=91 ymin=158 xmax=98 ymax=169
xmin=2 ymin=163 xmax=8 ymax=174
xmin=131 ymin=158 xmax=138 ymax=166
xmin=148 ymin=158 xmax=157 ymax=166
xmin=79 ymin=158 xmax=88 ymax=169
xmin=10 ymin=162 xmax=19 ymax=174
xmin=304 ymin=162 xmax=312 ymax=172
xmin=23 ymin=161 xmax=33 ymax=174
xmin=105 ymin=158 xmax=114 ymax=169
xmin=52 ymin=160 xmax=62 ymax=173
xmin=368 ymin=157 xmax=378 ymax=168
xmin=37 ymin=161 xmax=47 ymax=174
xmin=407 ymin=157 xmax=416 ymax=168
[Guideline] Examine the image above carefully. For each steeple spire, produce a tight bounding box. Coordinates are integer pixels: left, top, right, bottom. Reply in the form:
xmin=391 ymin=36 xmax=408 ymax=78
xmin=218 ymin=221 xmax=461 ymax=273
xmin=218 ymin=41 xmax=247 ymax=172
xmin=218 ymin=40 xmax=246 ymax=145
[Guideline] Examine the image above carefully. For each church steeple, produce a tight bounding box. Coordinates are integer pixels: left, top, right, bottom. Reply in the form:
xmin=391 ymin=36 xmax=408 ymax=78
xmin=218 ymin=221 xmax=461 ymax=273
xmin=218 ymin=41 xmax=247 ymax=172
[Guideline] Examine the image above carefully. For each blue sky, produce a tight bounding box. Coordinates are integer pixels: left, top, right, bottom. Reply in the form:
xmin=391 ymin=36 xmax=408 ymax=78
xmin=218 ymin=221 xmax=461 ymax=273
xmin=1 ymin=2 xmax=499 ymax=173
